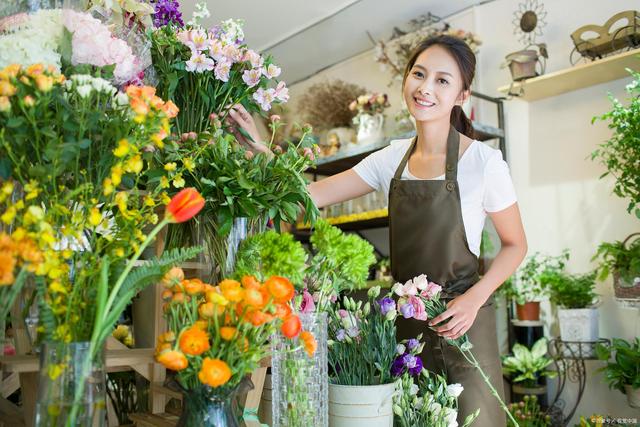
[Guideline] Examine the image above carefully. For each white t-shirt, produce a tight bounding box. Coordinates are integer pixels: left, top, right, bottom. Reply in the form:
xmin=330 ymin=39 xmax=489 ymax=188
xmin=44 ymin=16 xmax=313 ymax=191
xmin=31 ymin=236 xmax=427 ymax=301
xmin=353 ymin=138 xmax=517 ymax=257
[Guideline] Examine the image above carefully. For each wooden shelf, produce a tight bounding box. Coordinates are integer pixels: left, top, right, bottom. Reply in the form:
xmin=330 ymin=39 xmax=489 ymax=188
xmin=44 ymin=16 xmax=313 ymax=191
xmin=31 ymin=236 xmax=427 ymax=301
xmin=498 ymin=48 xmax=640 ymax=101
xmin=309 ymin=122 xmax=503 ymax=176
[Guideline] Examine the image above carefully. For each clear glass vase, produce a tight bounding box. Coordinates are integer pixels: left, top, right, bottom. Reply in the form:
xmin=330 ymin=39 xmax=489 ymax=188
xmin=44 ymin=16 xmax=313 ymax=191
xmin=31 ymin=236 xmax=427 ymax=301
xmin=34 ymin=341 xmax=106 ymax=427
xmin=271 ymin=312 xmax=328 ymax=427
xmin=177 ymin=383 xmax=242 ymax=427
xmin=355 ymin=113 xmax=384 ymax=143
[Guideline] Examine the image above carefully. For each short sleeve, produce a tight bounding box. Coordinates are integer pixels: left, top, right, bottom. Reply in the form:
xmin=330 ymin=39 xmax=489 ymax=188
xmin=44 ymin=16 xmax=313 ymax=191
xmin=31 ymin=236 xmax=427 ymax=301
xmin=483 ymin=150 xmax=517 ymax=212
xmin=353 ymin=149 xmax=384 ymax=191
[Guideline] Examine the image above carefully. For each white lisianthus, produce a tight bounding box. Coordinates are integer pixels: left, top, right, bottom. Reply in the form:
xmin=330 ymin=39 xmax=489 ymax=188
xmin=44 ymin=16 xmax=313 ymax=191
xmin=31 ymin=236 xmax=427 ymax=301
xmin=446 ymin=383 xmax=464 ymax=398
xmin=409 ymin=383 xmax=419 ymax=396
xmin=443 ymin=407 xmax=458 ymax=427
xmin=396 ymin=344 xmax=406 ymax=355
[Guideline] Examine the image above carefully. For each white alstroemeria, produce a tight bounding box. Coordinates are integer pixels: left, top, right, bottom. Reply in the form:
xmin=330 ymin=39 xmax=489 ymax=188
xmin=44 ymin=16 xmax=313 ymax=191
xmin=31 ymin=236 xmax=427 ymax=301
xmin=446 ymin=383 xmax=464 ymax=398
xmin=186 ymin=52 xmax=214 ymax=73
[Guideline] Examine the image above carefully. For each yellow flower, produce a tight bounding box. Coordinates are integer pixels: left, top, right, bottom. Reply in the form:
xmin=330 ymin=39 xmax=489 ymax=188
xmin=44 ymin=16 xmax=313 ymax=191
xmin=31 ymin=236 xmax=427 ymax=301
xmin=114 ymin=247 xmax=125 ymax=257
xmin=182 ymin=157 xmax=195 ymax=171
xmin=26 ymin=63 xmax=44 ymax=76
xmin=24 ymin=205 xmax=44 ymax=225
xmin=0 ymin=96 xmax=10 ymax=113
xmin=22 ymin=95 xmax=35 ymax=107
xmin=111 ymin=164 xmax=123 ymax=186
xmin=103 ymin=178 xmax=114 ymax=196
xmin=49 ymin=281 xmax=67 ymax=294
xmin=113 ymin=139 xmax=130 ymax=158
xmin=89 ymin=207 xmax=102 ymax=227
xmin=115 ymin=191 xmax=128 ymax=214
xmin=206 ymin=290 xmax=229 ymax=307
xmin=148 ymin=213 xmax=159 ymax=224
xmin=160 ymin=176 xmax=170 ymax=189
xmin=172 ymin=174 xmax=185 ymax=188
xmin=144 ymin=196 xmax=155 ymax=207
xmin=133 ymin=114 xmax=145 ymax=124
xmin=0 ymin=81 xmax=16 ymax=96
xmin=47 ymin=363 xmax=66 ymax=380
xmin=161 ymin=192 xmax=171 ymax=205
xmin=0 ymin=64 xmax=20 ymax=80
xmin=151 ymin=133 xmax=165 ymax=148
xmin=125 ymin=155 xmax=143 ymax=174
xmin=61 ymin=249 xmax=72 ymax=259
xmin=164 ymin=162 xmax=177 ymax=172
xmin=24 ymin=180 xmax=40 ymax=200
xmin=11 ymin=227 xmax=25 ymax=241
xmin=34 ymin=74 xmax=54 ymax=92
xmin=1 ymin=206 xmax=16 ymax=224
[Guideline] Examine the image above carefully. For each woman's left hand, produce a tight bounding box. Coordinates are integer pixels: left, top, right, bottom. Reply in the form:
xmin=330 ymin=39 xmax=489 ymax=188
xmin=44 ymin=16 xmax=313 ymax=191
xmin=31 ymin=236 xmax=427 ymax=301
xmin=428 ymin=291 xmax=484 ymax=340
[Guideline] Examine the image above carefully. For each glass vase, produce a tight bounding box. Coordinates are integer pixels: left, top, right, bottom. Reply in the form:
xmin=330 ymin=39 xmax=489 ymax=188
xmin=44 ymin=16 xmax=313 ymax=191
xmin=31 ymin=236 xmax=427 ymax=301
xmin=271 ymin=312 xmax=328 ymax=427
xmin=355 ymin=113 xmax=384 ymax=144
xmin=177 ymin=383 xmax=242 ymax=427
xmin=34 ymin=341 xmax=106 ymax=427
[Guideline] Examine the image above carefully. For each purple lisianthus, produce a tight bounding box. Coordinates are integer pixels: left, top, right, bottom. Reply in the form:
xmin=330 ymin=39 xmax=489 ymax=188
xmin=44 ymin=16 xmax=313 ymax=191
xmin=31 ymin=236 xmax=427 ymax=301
xmin=377 ymin=297 xmax=396 ymax=315
xmin=391 ymin=352 xmax=424 ymax=377
xmin=399 ymin=302 xmax=415 ymax=319
xmin=406 ymin=338 xmax=420 ymax=351
xmin=153 ymin=0 xmax=184 ymax=28
xmin=335 ymin=329 xmax=346 ymax=342
xmin=391 ymin=355 xmax=405 ymax=376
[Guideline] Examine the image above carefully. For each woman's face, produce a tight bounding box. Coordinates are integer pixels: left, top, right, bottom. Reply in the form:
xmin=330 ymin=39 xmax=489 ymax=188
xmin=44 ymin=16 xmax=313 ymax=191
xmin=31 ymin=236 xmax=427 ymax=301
xmin=403 ymin=45 xmax=468 ymax=124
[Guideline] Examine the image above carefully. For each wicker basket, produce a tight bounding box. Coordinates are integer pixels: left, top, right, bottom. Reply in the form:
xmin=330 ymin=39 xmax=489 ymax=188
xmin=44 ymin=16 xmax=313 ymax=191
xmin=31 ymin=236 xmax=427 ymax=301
xmin=612 ymin=232 xmax=640 ymax=300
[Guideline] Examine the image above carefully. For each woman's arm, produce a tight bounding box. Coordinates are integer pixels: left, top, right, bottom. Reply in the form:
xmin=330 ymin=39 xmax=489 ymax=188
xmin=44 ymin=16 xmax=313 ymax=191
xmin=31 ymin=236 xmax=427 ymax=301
xmin=430 ymin=203 xmax=528 ymax=339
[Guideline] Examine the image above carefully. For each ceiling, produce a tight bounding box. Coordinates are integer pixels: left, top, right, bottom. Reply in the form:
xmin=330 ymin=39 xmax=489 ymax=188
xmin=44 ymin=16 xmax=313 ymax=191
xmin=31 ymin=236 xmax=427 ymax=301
xmin=181 ymin=0 xmax=488 ymax=84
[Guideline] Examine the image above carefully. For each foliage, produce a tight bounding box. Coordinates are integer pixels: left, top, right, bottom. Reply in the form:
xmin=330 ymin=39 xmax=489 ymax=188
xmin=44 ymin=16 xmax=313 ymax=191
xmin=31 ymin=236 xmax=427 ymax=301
xmin=596 ymin=337 xmax=640 ymax=393
xmin=592 ymin=234 xmax=640 ymax=284
xmin=592 ymin=69 xmax=640 ymax=218
xmin=541 ymin=270 xmax=597 ymax=309
xmin=500 ymin=251 xmax=569 ymax=305
xmin=501 ymin=338 xmax=557 ymax=388
xmin=506 ymin=395 xmax=551 ymax=427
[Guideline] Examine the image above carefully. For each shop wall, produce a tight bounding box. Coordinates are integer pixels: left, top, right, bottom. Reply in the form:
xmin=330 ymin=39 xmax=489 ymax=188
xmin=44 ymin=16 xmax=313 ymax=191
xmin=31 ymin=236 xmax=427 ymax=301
xmin=287 ymin=0 xmax=640 ymax=423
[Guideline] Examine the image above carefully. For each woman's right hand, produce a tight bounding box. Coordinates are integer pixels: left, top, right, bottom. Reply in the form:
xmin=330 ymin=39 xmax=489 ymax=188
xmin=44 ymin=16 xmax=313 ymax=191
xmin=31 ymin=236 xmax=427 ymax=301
xmin=226 ymin=103 xmax=271 ymax=155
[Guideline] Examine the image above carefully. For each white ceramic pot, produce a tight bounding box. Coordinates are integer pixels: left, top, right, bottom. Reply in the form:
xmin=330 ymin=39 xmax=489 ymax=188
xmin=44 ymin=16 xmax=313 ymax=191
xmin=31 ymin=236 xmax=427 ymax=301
xmin=328 ymin=382 xmax=395 ymax=427
xmin=557 ymin=307 xmax=599 ymax=357
xmin=355 ymin=113 xmax=384 ymax=144
xmin=625 ymin=384 xmax=640 ymax=408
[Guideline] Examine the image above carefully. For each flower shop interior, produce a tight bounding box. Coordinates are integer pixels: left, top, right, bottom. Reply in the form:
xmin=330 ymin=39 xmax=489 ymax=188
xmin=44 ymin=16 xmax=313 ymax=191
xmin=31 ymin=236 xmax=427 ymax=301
xmin=0 ymin=0 xmax=639 ymax=426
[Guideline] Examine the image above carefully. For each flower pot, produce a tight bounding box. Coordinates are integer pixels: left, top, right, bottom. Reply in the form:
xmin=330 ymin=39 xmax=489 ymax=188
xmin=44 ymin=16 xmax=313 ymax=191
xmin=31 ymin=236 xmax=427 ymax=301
xmin=177 ymin=383 xmax=242 ymax=427
xmin=511 ymin=383 xmax=547 ymax=396
xmin=516 ymin=301 xmax=540 ymax=321
xmin=557 ymin=307 xmax=599 ymax=357
xmin=328 ymin=382 xmax=395 ymax=427
xmin=624 ymin=384 xmax=640 ymax=408
xmin=613 ymin=272 xmax=640 ymax=300
xmin=271 ymin=312 xmax=328 ymax=427
xmin=34 ymin=342 xmax=106 ymax=427
xmin=355 ymin=113 xmax=384 ymax=144
xmin=258 ymin=373 xmax=272 ymax=425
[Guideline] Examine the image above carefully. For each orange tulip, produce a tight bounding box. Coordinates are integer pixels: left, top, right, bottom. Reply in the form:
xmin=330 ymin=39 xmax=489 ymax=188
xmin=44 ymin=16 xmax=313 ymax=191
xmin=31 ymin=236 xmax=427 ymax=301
xmin=300 ymin=331 xmax=317 ymax=357
xmin=219 ymin=279 xmax=244 ymax=302
xmin=198 ymin=358 xmax=232 ymax=388
xmin=281 ymin=315 xmax=302 ymax=339
xmin=219 ymin=326 xmax=237 ymax=341
xmin=179 ymin=326 xmax=210 ymax=356
xmin=165 ymin=188 xmax=205 ymax=223
xmin=156 ymin=350 xmax=188 ymax=371
xmin=273 ymin=303 xmax=292 ymax=320
xmin=265 ymin=276 xmax=295 ymax=303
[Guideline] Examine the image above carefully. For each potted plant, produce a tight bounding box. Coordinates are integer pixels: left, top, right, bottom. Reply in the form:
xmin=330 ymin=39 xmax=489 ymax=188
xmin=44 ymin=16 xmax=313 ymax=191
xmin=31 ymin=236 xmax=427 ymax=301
xmin=593 ymin=233 xmax=640 ymax=300
xmin=501 ymin=338 xmax=557 ymax=396
xmin=542 ymin=268 xmax=599 ymax=355
xmin=501 ymin=252 xmax=569 ymax=321
xmin=596 ymin=338 xmax=640 ymax=408
xmin=506 ymin=395 xmax=552 ymax=427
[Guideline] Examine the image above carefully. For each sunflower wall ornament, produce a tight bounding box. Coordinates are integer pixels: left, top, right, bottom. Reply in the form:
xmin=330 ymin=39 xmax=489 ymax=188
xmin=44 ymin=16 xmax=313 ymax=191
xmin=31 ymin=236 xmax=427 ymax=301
xmin=512 ymin=0 xmax=548 ymax=46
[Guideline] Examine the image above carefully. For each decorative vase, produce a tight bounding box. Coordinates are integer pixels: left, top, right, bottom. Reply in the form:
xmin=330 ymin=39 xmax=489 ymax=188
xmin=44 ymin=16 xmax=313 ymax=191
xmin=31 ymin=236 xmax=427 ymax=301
xmin=557 ymin=307 xmax=599 ymax=357
xmin=271 ymin=312 xmax=328 ymax=427
xmin=516 ymin=301 xmax=540 ymax=321
xmin=355 ymin=113 xmax=384 ymax=144
xmin=177 ymin=384 xmax=243 ymax=427
xmin=34 ymin=341 xmax=106 ymax=427
xmin=328 ymin=382 xmax=395 ymax=427
xmin=624 ymin=384 xmax=640 ymax=408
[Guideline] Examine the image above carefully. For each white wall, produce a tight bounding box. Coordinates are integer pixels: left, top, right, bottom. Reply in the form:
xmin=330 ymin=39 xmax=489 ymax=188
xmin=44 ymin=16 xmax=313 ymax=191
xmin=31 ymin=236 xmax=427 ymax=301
xmin=289 ymin=0 xmax=640 ymax=423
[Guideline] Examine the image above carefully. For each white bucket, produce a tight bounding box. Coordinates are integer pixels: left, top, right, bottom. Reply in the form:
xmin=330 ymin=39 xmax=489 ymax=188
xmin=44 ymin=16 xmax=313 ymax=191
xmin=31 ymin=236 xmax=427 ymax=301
xmin=258 ymin=373 xmax=272 ymax=426
xmin=328 ymin=382 xmax=395 ymax=427
xmin=558 ymin=307 xmax=599 ymax=357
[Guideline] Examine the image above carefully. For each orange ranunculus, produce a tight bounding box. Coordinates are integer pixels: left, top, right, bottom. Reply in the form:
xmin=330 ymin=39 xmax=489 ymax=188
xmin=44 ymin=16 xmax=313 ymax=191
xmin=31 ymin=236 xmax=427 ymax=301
xmin=281 ymin=315 xmax=302 ymax=339
xmin=241 ymin=275 xmax=261 ymax=290
xmin=161 ymin=267 xmax=184 ymax=288
xmin=184 ymin=279 xmax=204 ymax=295
xmin=179 ymin=326 xmax=210 ymax=356
xmin=163 ymin=99 xmax=179 ymax=118
xmin=161 ymin=289 xmax=173 ymax=301
xmin=155 ymin=342 xmax=171 ymax=354
xmin=198 ymin=302 xmax=217 ymax=319
xmin=172 ymin=292 xmax=185 ymax=303
xmin=206 ymin=289 xmax=229 ymax=307
xmin=198 ymin=358 xmax=232 ymax=388
xmin=158 ymin=331 xmax=176 ymax=344
xmin=300 ymin=331 xmax=317 ymax=357
xmin=245 ymin=309 xmax=273 ymax=327
xmin=243 ymin=287 xmax=265 ymax=308
xmin=219 ymin=326 xmax=237 ymax=341
xmin=265 ymin=276 xmax=295 ymax=303
xmin=165 ymin=188 xmax=205 ymax=223
xmin=203 ymin=283 xmax=215 ymax=293
xmin=129 ymin=96 xmax=150 ymax=115
xmin=156 ymin=350 xmax=188 ymax=371
xmin=219 ymin=279 xmax=244 ymax=302
xmin=194 ymin=320 xmax=209 ymax=330
xmin=273 ymin=303 xmax=292 ymax=320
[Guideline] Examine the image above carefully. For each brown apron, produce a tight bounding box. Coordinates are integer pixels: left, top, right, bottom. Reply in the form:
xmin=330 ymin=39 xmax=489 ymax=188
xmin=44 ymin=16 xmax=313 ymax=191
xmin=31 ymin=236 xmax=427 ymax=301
xmin=389 ymin=126 xmax=506 ymax=427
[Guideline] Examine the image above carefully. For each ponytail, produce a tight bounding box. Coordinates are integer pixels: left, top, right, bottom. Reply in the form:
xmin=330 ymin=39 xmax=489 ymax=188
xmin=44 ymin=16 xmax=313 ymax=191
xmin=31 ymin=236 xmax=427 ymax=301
xmin=450 ymin=105 xmax=475 ymax=139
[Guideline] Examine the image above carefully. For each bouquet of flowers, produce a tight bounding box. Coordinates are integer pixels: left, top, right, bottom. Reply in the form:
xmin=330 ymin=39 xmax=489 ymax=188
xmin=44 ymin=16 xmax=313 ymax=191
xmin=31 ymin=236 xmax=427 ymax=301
xmin=394 ymin=274 xmax=520 ymax=426
xmin=349 ymin=92 xmax=390 ymax=121
xmin=327 ymin=287 xmax=397 ymax=385
xmin=150 ymin=1 xmax=289 ymax=135
xmin=393 ymin=365 xmax=478 ymax=427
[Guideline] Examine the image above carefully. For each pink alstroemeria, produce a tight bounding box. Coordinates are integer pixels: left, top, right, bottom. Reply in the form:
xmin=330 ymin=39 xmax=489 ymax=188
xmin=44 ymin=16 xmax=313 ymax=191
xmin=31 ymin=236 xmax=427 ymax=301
xmin=262 ymin=63 xmax=281 ymax=79
xmin=214 ymin=58 xmax=232 ymax=82
xmin=243 ymin=49 xmax=264 ymax=68
xmin=253 ymin=87 xmax=276 ymax=111
xmin=223 ymin=44 xmax=243 ymax=63
xmin=242 ymin=68 xmax=262 ymax=88
xmin=184 ymin=29 xmax=210 ymax=52
xmin=274 ymin=81 xmax=289 ymax=102
xmin=185 ymin=52 xmax=214 ymax=73
xmin=208 ymin=39 xmax=225 ymax=61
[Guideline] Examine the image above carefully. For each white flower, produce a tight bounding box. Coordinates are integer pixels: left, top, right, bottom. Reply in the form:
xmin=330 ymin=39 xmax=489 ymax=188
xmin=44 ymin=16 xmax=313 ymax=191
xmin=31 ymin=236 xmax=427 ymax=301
xmin=428 ymin=401 xmax=442 ymax=416
xmin=188 ymin=0 xmax=210 ymax=26
xmin=396 ymin=344 xmax=406 ymax=355
xmin=113 ymin=91 xmax=129 ymax=106
xmin=186 ymin=52 xmax=215 ymax=73
xmin=274 ymin=81 xmax=289 ymax=103
xmin=76 ymin=85 xmax=93 ymax=99
xmin=252 ymin=87 xmax=276 ymax=111
xmin=262 ymin=63 xmax=281 ymax=79
xmin=413 ymin=274 xmax=429 ymax=291
xmin=214 ymin=58 xmax=232 ymax=82
xmin=443 ymin=407 xmax=458 ymax=427
xmin=409 ymin=383 xmax=419 ymax=396
xmin=446 ymin=383 xmax=464 ymax=398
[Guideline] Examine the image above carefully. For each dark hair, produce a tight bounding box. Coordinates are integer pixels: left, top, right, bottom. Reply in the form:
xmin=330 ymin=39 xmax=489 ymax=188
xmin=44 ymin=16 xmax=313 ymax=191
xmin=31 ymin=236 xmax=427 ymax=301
xmin=402 ymin=35 xmax=476 ymax=139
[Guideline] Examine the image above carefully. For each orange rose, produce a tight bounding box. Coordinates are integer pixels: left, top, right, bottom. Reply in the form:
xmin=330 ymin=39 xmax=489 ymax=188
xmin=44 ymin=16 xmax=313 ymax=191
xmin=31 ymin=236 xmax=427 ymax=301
xmin=156 ymin=350 xmax=188 ymax=371
xmin=273 ymin=303 xmax=292 ymax=320
xmin=179 ymin=326 xmax=211 ymax=356
xmin=281 ymin=315 xmax=302 ymax=339
xmin=198 ymin=358 xmax=232 ymax=388
xmin=300 ymin=331 xmax=317 ymax=357
xmin=265 ymin=276 xmax=295 ymax=303
xmin=219 ymin=279 xmax=244 ymax=302
xmin=219 ymin=326 xmax=237 ymax=341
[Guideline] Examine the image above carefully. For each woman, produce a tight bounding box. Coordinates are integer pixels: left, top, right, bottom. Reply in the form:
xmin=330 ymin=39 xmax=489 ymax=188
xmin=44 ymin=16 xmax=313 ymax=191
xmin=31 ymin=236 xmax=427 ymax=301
xmin=228 ymin=35 xmax=527 ymax=426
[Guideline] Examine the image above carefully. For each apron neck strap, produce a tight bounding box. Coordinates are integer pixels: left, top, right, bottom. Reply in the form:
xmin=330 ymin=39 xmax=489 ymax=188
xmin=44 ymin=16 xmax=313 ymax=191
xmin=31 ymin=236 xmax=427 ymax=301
xmin=392 ymin=126 xmax=461 ymax=181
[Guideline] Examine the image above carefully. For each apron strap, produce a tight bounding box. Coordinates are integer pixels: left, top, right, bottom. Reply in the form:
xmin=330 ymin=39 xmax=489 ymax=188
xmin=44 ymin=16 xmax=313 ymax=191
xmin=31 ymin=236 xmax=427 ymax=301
xmin=393 ymin=136 xmax=417 ymax=180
